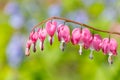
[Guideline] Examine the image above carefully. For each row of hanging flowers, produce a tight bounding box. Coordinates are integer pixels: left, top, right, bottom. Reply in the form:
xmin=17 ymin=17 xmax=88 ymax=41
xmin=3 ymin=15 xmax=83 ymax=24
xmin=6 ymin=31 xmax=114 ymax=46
xmin=25 ymin=17 xmax=119 ymax=65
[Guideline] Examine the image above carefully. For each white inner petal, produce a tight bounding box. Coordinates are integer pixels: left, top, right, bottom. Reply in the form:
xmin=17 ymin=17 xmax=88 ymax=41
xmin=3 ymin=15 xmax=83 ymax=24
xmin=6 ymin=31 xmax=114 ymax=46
xmin=79 ymin=43 xmax=83 ymax=55
xmin=89 ymin=49 xmax=94 ymax=60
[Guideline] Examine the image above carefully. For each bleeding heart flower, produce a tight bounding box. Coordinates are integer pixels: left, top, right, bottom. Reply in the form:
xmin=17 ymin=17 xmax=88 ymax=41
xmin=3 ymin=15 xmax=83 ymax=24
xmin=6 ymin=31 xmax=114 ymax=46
xmin=46 ymin=21 xmax=57 ymax=45
xmin=71 ymin=28 xmax=83 ymax=55
xmin=25 ymin=40 xmax=32 ymax=56
xmin=82 ymin=28 xmax=92 ymax=49
xmin=89 ymin=34 xmax=102 ymax=59
xmin=101 ymin=38 xmax=117 ymax=65
xmin=71 ymin=28 xmax=82 ymax=45
xmin=57 ymin=24 xmax=70 ymax=51
xmin=71 ymin=28 xmax=92 ymax=55
xmin=109 ymin=39 xmax=117 ymax=56
xmin=30 ymin=31 xmax=38 ymax=43
xmin=29 ymin=31 xmax=38 ymax=52
xmin=80 ymin=28 xmax=92 ymax=55
xmin=38 ymin=28 xmax=47 ymax=51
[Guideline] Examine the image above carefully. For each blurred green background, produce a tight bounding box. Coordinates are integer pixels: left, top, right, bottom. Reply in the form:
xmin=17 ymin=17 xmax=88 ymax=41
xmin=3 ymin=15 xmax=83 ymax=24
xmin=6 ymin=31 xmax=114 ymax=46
xmin=0 ymin=0 xmax=120 ymax=80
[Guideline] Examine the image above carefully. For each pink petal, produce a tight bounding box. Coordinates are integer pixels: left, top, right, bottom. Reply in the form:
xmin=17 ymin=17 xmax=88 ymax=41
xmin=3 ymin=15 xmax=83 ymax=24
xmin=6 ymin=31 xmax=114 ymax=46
xmin=38 ymin=28 xmax=47 ymax=42
xmin=82 ymin=28 xmax=92 ymax=49
xmin=46 ymin=21 xmax=57 ymax=37
xmin=58 ymin=25 xmax=70 ymax=43
xmin=101 ymin=38 xmax=110 ymax=55
xmin=31 ymin=31 xmax=38 ymax=43
xmin=71 ymin=28 xmax=82 ymax=45
xmin=26 ymin=40 xmax=32 ymax=49
xmin=91 ymin=34 xmax=102 ymax=51
xmin=110 ymin=38 xmax=117 ymax=56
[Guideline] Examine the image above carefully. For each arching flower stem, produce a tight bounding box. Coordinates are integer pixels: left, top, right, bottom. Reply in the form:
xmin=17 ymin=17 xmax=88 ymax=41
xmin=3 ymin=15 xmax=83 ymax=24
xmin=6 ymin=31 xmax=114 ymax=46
xmin=32 ymin=16 xmax=120 ymax=36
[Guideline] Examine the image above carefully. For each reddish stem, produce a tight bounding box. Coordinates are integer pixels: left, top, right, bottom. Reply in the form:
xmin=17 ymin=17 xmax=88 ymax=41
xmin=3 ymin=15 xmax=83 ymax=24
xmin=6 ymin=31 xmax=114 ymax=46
xmin=32 ymin=16 xmax=120 ymax=35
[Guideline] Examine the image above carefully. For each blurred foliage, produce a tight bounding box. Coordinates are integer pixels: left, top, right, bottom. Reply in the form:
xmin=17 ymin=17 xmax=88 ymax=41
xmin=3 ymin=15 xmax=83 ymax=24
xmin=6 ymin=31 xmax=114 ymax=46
xmin=88 ymin=3 xmax=104 ymax=18
xmin=0 ymin=0 xmax=120 ymax=80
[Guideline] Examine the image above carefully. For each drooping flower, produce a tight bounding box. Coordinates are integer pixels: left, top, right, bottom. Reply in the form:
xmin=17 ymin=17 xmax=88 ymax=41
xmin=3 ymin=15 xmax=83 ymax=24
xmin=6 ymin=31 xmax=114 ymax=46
xmin=29 ymin=31 xmax=38 ymax=52
xmin=57 ymin=24 xmax=70 ymax=51
xmin=71 ymin=28 xmax=82 ymax=45
xmin=38 ymin=28 xmax=47 ymax=51
xmin=25 ymin=39 xmax=32 ymax=56
xmin=82 ymin=28 xmax=92 ymax=49
xmin=109 ymin=39 xmax=117 ymax=56
xmin=71 ymin=28 xmax=92 ymax=55
xmin=46 ymin=21 xmax=57 ymax=45
xmin=30 ymin=31 xmax=38 ymax=43
xmin=89 ymin=34 xmax=102 ymax=59
xmin=101 ymin=38 xmax=117 ymax=65
xmin=71 ymin=28 xmax=83 ymax=55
